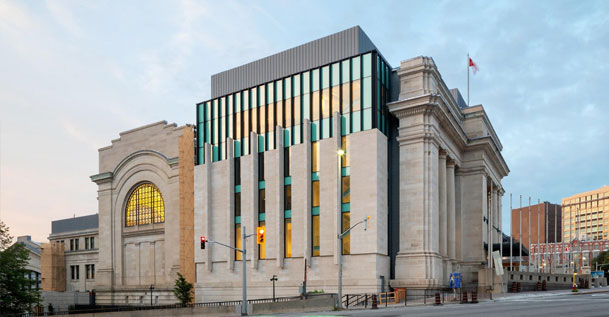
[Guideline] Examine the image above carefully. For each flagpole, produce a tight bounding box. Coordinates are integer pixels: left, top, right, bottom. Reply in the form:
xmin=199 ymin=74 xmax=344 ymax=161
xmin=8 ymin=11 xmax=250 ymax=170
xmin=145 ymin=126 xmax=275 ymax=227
xmin=467 ymin=53 xmax=470 ymax=106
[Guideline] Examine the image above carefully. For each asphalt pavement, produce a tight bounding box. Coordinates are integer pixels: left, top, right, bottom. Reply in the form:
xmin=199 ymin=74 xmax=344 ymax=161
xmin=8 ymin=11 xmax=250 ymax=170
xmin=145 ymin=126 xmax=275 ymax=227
xmin=274 ymin=289 xmax=609 ymax=317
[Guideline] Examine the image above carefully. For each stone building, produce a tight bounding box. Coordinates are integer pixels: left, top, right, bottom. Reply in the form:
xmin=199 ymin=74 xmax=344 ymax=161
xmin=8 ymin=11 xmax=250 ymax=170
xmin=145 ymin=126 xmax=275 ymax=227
xmin=42 ymin=214 xmax=99 ymax=292
xmin=16 ymin=235 xmax=42 ymax=290
xmin=45 ymin=26 xmax=509 ymax=304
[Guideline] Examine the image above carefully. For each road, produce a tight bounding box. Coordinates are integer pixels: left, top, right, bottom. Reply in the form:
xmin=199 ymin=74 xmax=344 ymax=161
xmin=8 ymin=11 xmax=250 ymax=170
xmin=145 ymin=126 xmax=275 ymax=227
xmin=278 ymin=291 xmax=609 ymax=317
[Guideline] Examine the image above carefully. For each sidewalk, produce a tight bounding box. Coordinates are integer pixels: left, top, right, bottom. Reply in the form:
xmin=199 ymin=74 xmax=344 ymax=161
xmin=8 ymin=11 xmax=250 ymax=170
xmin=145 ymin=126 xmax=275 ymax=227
xmin=489 ymin=286 xmax=609 ymax=301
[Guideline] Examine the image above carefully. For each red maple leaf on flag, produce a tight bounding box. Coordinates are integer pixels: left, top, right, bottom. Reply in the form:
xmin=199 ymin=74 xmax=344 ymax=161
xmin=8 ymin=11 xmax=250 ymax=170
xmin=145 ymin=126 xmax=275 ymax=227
xmin=469 ymin=57 xmax=478 ymax=75
xmin=469 ymin=57 xmax=479 ymax=74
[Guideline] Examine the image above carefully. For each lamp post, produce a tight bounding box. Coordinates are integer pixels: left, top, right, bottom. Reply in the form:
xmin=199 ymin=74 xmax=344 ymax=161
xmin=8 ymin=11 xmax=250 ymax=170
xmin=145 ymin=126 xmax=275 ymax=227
xmin=149 ymin=285 xmax=154 ymax=307
xmin=337 ymin=216 xmax=370 ymax=309
xmin=270 ymin=275 xmax=278 ymax=302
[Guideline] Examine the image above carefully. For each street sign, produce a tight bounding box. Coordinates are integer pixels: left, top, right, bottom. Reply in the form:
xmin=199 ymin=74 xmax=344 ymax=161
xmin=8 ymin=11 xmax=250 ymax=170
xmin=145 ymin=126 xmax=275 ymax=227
xmin=449 ymin=272 xmax=461 ymax=289
xmin=493 ymin=250 xmax=504 ymax=276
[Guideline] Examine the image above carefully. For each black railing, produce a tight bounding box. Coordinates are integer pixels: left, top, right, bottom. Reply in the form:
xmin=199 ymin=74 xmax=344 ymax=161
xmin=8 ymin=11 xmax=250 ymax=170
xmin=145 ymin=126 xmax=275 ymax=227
xmin=30 ymin=294 xmax=313 ymax=316
xmin=342 ymin=288 xmax=469 ymax=309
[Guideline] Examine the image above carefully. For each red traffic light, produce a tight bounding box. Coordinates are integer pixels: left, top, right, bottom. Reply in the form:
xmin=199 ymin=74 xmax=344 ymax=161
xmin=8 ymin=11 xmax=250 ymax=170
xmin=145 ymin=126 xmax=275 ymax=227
xmin=201 ymin=236 xmax=206 ymax=249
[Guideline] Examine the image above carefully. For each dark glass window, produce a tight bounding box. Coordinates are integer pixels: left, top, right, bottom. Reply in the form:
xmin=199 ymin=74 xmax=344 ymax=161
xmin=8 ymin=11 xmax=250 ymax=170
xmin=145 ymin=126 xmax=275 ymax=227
xmin=235 ymin=193 xmax=241 ymax=217
xmin=258 ymin=153 xmax=264 ymax=181
xmin=259 ymin=189 xmax=266 ymax=214
xmin=285 ymin=185 xmax=292 ymax=211
xmin=284 ymin=148 xmax=291 ymax=176
xmin=235 ymin=157 xmax=241 ymax=185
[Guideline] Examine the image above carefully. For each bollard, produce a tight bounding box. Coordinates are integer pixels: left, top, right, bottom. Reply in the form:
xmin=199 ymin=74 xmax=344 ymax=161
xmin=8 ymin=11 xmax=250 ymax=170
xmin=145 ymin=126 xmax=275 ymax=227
xmin=461 ymin=291 xmax=468 ymax=304
xmin=471 ymin=291 xmax=478 ymax=304
xmin=371 ymin=294 xmax=378 ymax=309
xmin=536 ymin=281 xmax=541 ymax=291
xmin=434 ymin=292 xmax=442 ymax=306
xmin=542 ymin=280 xmax=547 ymax=291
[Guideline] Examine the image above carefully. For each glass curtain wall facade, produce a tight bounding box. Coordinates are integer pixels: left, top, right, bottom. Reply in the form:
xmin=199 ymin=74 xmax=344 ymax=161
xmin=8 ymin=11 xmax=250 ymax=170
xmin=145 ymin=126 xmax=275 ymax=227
xmin=195 ymin=51 xmax=391 ymax=164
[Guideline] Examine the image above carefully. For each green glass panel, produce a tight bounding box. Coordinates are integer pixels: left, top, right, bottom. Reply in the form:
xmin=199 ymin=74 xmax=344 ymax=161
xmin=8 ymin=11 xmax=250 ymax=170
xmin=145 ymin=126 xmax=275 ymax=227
xmin=276 ymin=80 xmax=282 ymax=102
xmin=284 ymin=129 xmax=290 ymax=147
xmin=352 ymin=56 xmax=361 ymax=80
xmin=234 ymin=140 xmax=241 ymax=157
xmin=321 ymin=118 xmax=329 ymax=139
xmin=352 ymin=110 xmax=361 ymax=133
xmin=258 ymin=181 xmax=266 ymax=189
xmin=284 ymin=176 xmax=292 ymax=185
xmin=258 ymin=135 xmax=264 ymax=153
xmin=341 ymin=115 xmax=349 ymax=136
xmin=363 ymin=77 xmax=372 ymax=109
xmin=205 ymin=102 xmax=211 ymax=121
xmin=311 ymin=121 xmax=318 ymax=141
xmin=212 ymin=146 xmax=219 ymax=162
xmin=332 ymin=63 xmax=340 ymax=86
xmin=312 ymin=207 xmax=320 ymax=216
xmin=341 ymin=203 xmax=351 ymax=212
xmin=293 ymin=124 xmax=301 ymax=144
xmin=235 ymin=216 xmax=241 ymax=224
xmin=198 ymin=147 xmax=204 ymax=165
xmin=284 ymin=210 xmax=292 ymax=218
xmin=341 ymin=60 xmax=350 ymax=84
xmin=321 ymin=66 xmax=329 ymax=89
xmin=363 ymin=53 xmax=372 ymax=78
xmin=311 ymin=172 xmax=320 ymax=181
xmin=303 ymin=71 xmax=310 ymax=94
xmin=363 ymin=108 xmax=372 ymax=130
xmin=197 ymin=104 xmax=204 ymax=122
xmin=285 ymin=77 xmax=291 ymax=99
xmin=258 ymin=213 xmax=265 ymax=221
xmin=303 ymin=94 xmax=310 ymax=121
xmin=293 ymin=74 xmax=301 ymax=96
xmin=312 ymin=69 xmax=319 ymax=91
xmin=341 ymin=167 xmax=350 ymax=176
xmin=235 ymin=185 xmax=241 ymax=193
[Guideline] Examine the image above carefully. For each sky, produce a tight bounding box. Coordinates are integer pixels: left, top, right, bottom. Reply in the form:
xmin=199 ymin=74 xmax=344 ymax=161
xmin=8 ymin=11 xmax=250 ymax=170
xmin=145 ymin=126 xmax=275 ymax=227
xmin=1 ymin=0 xmax=608 ymax=243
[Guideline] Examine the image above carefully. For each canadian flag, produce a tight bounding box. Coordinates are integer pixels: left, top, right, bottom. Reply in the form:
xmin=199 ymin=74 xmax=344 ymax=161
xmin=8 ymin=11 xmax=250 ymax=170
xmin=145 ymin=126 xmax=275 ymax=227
xmin=469 ymin=57 xmax=479 ymax=74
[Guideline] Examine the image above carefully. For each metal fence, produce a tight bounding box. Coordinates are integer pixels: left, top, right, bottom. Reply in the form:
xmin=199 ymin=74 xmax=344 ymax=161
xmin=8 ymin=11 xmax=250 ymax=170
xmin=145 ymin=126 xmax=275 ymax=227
xmin=342 ymin=288 xmax=487 ymax=309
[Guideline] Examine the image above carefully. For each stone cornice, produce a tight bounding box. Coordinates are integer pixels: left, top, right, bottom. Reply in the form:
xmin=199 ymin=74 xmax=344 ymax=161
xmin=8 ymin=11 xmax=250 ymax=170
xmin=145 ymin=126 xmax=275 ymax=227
xmin=90 ymin=172 xmax=113 ymax=185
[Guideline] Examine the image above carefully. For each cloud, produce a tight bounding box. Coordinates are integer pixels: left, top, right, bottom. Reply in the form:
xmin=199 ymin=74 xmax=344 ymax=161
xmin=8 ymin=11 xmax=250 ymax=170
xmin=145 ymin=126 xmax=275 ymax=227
xmin=45 ymin=0 xmax=83 ymax=37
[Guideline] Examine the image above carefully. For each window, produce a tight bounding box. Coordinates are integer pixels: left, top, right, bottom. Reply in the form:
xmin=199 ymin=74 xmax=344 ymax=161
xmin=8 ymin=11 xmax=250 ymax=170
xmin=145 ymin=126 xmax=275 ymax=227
xmin=285 ymin=218 xmax=292 ymax=258
xmin=70 ymin=239 xmax=74 ymax=251
xmin=259 ymin=220 xmax=266 ymax=259
xmin=85 ymin=237 xmax=89 ymax=250
xmin=312 ymin=215 xmax=320 ymax=256
xmin=285 ymin=186 xmax=292 ymax=211
xmin=235 ymin=193 xmax=241 ymax=217
xmin=258 ymin=153 xmax=265 ymax=181
xmin=86 ymin=264 xmax=95 ymax=279
xmin=284 ymin=148 xmax=291 ymax=177
xmin=75 ymin=239 xmax=79 ymax=251
xmin=312 ymin=181 xmax=320 ymax=207
xmin=71 ymin=265 xmax=79 ymax=280
xmin=342 ymin=213 xmax=350 ymax=255
xmin=235 ymin=224 xmax=242 ymax=260
xmin=235 ymin=157 xmax=241 ymax=185
xmin=259 ymin=189 xmax=266 ymax=214
xmin=125 ymin=183 xmax=165 ymax=227
xmin=342 ymin=176 xmax=350 ymax=204
xmin=312 ymin=142 xmax=320 ymax=172
xmin=90 ymin=237 xmax=95 ymax=249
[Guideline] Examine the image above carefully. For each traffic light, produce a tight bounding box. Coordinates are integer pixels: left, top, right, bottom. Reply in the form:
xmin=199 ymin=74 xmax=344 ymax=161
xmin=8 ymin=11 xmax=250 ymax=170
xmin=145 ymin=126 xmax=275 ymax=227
xmin=256 ymin=227 xmax=265 ymax=244
xmin=200 ymin=236 xmax=206 ymax=249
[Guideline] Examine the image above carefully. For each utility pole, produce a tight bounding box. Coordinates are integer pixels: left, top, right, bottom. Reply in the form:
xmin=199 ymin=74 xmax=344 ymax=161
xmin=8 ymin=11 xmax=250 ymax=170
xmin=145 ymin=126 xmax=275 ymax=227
xmin=270 ymin=275 xmax=278 ymax=302
xmin=205 ymin=226 xmax=256 ymax=315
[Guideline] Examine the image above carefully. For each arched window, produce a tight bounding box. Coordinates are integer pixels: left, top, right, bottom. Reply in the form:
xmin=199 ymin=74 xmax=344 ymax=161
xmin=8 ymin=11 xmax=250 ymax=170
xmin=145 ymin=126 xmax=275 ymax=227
xmin=125 ymin=183 xmax=165 ymax=227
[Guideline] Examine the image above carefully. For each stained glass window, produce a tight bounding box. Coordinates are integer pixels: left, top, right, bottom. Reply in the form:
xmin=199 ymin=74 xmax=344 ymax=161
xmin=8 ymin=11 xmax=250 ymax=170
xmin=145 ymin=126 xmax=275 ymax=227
xmin=125 ymin=183 xmax=165 ymax=227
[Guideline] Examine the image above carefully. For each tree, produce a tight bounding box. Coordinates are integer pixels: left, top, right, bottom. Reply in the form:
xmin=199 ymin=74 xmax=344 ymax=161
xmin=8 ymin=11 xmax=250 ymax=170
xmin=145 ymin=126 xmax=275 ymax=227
xmin=0 ymin=220 xmax=40 ymax=315
xmin=173 ymin=272 xmax=193 ymax=306
xmin=592 ymin=250 xmax=609 ymax=271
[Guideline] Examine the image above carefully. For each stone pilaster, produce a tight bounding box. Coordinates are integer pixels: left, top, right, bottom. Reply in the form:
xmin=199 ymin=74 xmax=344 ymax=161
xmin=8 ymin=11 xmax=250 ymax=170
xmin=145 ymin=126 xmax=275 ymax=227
xmin=439 ymin=151 xmax=448 ymax=283
xmin=446 ymin=160 xmax=456 ymax=272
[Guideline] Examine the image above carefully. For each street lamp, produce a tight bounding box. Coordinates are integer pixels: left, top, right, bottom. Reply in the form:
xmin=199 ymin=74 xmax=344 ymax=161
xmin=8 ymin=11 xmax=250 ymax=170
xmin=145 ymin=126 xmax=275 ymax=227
xmin=337 ymin=216 xmax=370 ymax=309
xmin=270 ymin=275 xmax=278 ymax=302
xmin=149 ymin=285 xmax=154 ymax=307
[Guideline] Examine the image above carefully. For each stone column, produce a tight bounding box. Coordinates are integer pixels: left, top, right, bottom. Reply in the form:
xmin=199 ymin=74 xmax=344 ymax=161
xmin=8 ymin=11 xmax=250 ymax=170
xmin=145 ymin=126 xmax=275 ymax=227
xmin=438 ymin=152 xmax=448 ymax=284
xmin=394 ymin=130 xmax=442 ymax=289
xmin=446 ymin=160 xmax=456 ymax=272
